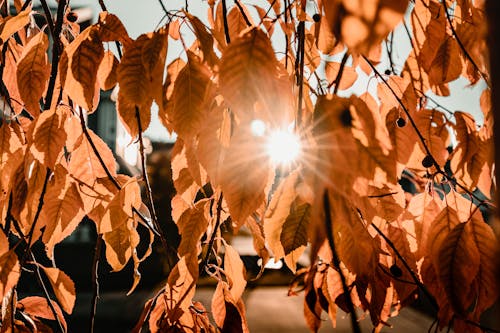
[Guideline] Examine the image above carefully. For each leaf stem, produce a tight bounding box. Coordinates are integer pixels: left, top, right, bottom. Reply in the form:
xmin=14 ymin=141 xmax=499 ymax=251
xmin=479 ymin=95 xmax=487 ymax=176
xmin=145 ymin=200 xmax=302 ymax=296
xmin=234 ymin=0 xmax=252 ymax=27
xmin=221 ymin=0 xmax=231 ymax=44
xmin=323 ymin=190 xmax=361 ymax=333
xmin=89 ymin=234 xmax=103 ymax=333
xmin=330 ymin=52 xmax=349 ymax=93
xmin=201 ymin=193 xmax=223 ymax=272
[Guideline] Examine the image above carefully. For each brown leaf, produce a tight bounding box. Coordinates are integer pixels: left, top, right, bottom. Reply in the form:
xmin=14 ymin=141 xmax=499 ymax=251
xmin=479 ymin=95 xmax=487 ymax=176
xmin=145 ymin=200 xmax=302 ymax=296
xmin=97 ymin=50 xmax=119 ymax=91
xmin=281 ymin=202 xmax=311 ymax=272
xmin=436 ymin=222 xmax=480 ymax=315
xmin=16 ymin=32 xmax=50 ymax=115
xmin=40 ymin=266 xmax=76 ymax=314
xmin=185 ymin=12 xmax=219 ymax=67
xmin=325 ymin=61 xmax=358 ymax=90
xmin=97 ymin=12 xmax=131 ymax=45
xmin=30 ymin=105 xmax=68 ymax=169
xmin=428 ymin=36 xmax=462 ymax=86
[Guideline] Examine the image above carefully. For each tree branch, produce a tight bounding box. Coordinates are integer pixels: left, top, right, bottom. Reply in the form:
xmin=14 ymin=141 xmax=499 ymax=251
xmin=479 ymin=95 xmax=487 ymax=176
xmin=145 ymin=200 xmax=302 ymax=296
xmin=323 ymin=190 xmax=361 ymax=333
xmin=234 ymin=0 xmax=252 ymax=27
xmin=295 ymin=21 xmax=305 ymax=128
xmin=221 ymin=0 xmax=231 ymax=44
xmin=43 ymin=0 xmax=66 ymax=111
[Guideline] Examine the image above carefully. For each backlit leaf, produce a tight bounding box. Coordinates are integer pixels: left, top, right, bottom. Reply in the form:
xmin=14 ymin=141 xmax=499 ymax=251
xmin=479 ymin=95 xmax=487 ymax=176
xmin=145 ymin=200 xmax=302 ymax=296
xmin=40 ymin=266 xmax=76 ymax=314
xmin=97 ymin=50 xmax=119 ymax=91
xmin=19 ymin=296 xmax=67 ymax=330
xmin=103 ymin=219 xmax=140 ymax=271
xmin=30 ymin=105 xmax=68 ymax=169
xmin=0 ymin=233 xmax=20 ymax=301
xmin=224 ymin=244 xmax=247 ymax=302
xmin=16 ymin=32 xmax=50 ymax=115
xmin=100 ymin=177 xmax=141 ymax=233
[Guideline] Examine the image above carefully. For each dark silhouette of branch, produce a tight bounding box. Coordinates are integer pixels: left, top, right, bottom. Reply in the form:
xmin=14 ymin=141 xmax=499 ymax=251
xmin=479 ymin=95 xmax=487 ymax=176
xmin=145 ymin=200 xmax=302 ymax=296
xmin=221 ymin=0 xmax=231 ymax=44
xmin=234 ymin=0 xmax=252 ymax=27
xmin=43 ymin=0 xmax=66 ymax=111
xmin=201 ymin=193 xmax=223 ymax=271
xmin=25 ymin=168 xmax=51 ymax=254
xmin=329 ymin=52 xmax=349 ymax=93
xmin=39 ymin=0 xmax=55 ymax=38
xmin=89 ymin=234 xmax=103 ymax=333
xmin=296 ymin=21 xmax=305 ymax=127
xmin=323 ymin=190 xmax=361 ymax=333
xmin=369 ymin=222 xmax=439 ymax=311
xmin=442 ymin=0 xmax=490 ymax=87
xmin=362 ymin=56 xmax=493 ymax=208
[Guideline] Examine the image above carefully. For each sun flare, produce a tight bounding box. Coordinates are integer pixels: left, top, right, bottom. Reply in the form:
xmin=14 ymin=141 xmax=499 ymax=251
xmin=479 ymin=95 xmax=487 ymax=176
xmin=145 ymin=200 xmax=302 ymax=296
xmin=266 ymin=129 xmax=301 ymax=165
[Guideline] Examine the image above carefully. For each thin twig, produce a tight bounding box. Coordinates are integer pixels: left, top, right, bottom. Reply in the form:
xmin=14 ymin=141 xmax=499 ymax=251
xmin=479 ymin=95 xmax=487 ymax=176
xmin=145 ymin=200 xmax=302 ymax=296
xmin=39 ymin=0 xmax=55 ymax=39
xmin=89 ymin=234 xmax=103 ymax=333
xmin=221 ymin=0 xmax=231 ymax=44
xmin=362 ymin=56 xmax=493 ymax=208
xmin=296 ymin=21 xmax=305 ymax=128
xmin=323 ymin=190 xmax=361 ymax=333
xmin=441 ymin=0 xmax=490 ymax=87
xmin=329 ymin=52 xmax=349 ymax=93
xmin=234 ymin=0 xmax=252 ymax=27
xmin=43 ymin=0 xmax=66 ymax=111
xmin=201 ymin=193 xmax=223 ymax=271
xmin=31 ymin=253 xmax=66 ymax=333
xmin=369 ymin=222 xmax=439 ymax=311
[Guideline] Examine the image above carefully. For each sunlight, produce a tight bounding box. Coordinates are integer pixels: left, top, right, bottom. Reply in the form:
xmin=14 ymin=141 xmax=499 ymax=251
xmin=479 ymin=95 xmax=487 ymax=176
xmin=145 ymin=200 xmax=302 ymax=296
xmin=266 ymin=129 xmax=301 ymax=165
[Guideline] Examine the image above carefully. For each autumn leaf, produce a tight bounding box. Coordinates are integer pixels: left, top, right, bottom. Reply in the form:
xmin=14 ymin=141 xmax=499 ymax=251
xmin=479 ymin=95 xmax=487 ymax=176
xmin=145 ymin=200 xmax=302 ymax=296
xmin=0 ymin=8 xmax=31 ymax=44
xmin=30 ymin=105 xmax=68 ymax=169
xmin=220 ymin=126 xmax=272 ymax=227
xmin=0 ymin=232 xmax=20 ymax=301
xmin=281 ymin=202 xmax=311 ymax=272
xmin=40 ymin=266 xmax=76 ymax=314
xmin=224 ymin=244 xmax=247 ymax=302
xmin=219 ymin=27 xmax=279 ymax=121
xmin=40 ymin=165 xmax=85 ymax=258
xmin=97 ymin=12 xmax=131 ymax=45
xmin=100 ymin=177 xmax=141 ymax=233
xmin=97 ymin=50 xmax=119 ymax=91
xmin=16 ymin=31 xmax=50 ymax=115
xmin=103 ymin=219 xmax=140 ymax=271
xmin=19 ymin=296 xmax=67 ymax=330
xmin=169 ymin=51 xmax=213 ymax=140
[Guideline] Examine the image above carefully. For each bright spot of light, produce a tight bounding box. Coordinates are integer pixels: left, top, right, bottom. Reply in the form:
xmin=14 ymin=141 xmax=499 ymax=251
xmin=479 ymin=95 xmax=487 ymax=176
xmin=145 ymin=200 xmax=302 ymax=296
xmin=257 ymin=258 xmax=283 ymax=270
xmin=266 ymin=129 xmax=301 ymax=165
xmin=250 ymin=119 xmax=266 ymax=137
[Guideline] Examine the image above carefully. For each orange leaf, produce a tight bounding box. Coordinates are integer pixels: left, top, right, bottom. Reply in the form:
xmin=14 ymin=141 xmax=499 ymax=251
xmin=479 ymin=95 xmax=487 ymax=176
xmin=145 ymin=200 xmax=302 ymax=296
xmin=70 ymin=27 xmax=104 ymax=112
xmin=19 ymin=296 xmax=67 ymax=330
xmin=30 ymin=105 xmax=68 ymax=169
xmin=103 ymin=219 xmax=140 ymax=271
xmin=97 ymin=50 xmax=119 ymax=91
xmin=68 ymin=128 xmax=117 ymax=186
xmin=0 ymin=8 xmax=31 ymax=43
xmin=220 ymin=126 xmax=272 ymax=227
xmin=169 ymin=52 xmax=212 ymax=140
xmin=100 ymin=177 xmax=141 ymax=233
xmin=185 ymin=12 xmax=219 ymax=67
xmin=325 ymin=61 xmax=358 ymax=90
xmin=40 ymin=166 xmax=85 ymax=258
xmin=40 ymin=266 xmax=76 ymax=314
xmin=0 ymin=232 xmax=20 ymax=300
xmin=16 ymin=31 xmax=50 ymax=115
xmin=97 ymin=12 xmax=131 ymax=45
xmin=224 ymin=244 xmax=247 ymax=301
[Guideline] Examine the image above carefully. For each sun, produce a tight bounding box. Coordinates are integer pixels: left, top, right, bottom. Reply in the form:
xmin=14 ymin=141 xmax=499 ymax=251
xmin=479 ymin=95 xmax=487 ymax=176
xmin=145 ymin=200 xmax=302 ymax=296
xmin=266 ymin=129 xmax=301 ymax=165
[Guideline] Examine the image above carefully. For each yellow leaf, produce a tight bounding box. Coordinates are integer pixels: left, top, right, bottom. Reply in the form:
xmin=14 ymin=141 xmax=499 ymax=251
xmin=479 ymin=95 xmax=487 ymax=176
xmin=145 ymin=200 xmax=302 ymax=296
xmin=40 ymin=266 xmax=76 ymax=314
xmin=30 ymin=105 xmax=68 ymax=169
xmin=169 ymin=52 xmax=212 ymax=140
xmin=16 ymin=32 xmax=50 ymax=115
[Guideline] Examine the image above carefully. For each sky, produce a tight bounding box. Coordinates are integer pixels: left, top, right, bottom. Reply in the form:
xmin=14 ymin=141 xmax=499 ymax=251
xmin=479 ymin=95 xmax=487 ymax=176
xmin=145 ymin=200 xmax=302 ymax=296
xmin=33 ymin=0 xmax=487 ymax=142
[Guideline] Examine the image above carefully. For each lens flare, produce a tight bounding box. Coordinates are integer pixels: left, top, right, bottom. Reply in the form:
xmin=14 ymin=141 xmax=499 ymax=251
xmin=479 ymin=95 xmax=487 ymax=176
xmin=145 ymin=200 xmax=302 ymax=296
xmin=266 ymin=129 xmax=301 ymax=165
